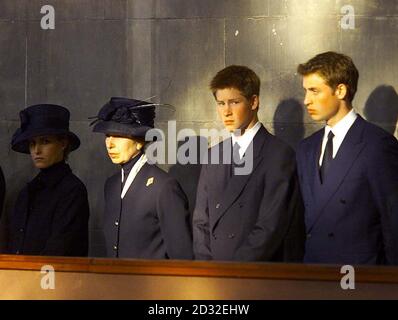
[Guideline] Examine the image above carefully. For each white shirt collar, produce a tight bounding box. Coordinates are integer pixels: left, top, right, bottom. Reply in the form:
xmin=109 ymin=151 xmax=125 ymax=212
xmin=231 ymin=121 xmax=262 ymax=158
xmin=325 ymin=108 xmax=357 ymax=139
xmin=319 ymin=109 xmax=358 ymax=164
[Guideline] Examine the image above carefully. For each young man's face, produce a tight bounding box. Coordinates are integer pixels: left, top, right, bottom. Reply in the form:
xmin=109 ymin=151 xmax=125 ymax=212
xmin=105 ymin=135 xmax=142 ymax=164
xmin=215 ymin=87 xmax=258 ymax=134
xmin=29 ymin=135 xmax=67 ymax=169
xmin=302 ymin=73 xmax=343 ymax=126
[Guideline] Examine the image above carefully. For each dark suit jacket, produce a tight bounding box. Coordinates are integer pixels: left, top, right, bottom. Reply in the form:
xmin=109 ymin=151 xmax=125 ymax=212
xmin=7 ymin=162 xmax=89 ymax=256
xmin=193 ymin=125 xmax=305 ymax=261
xmin=103 ymin=163 xmax=193 ymax=259
xmin=296 ymin=116 xmax=398 ymax=265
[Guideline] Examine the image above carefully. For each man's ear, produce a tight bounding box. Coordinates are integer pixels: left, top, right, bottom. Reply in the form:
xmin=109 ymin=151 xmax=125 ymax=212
xmin=61 ymin=137 xmax=69 ymax=150
xmin=335 ymin=84 xmax=348 ymax=100
xmin=251 ymin=95 xmax=259 ymax=110
xmin=136 ymin=142 xmax=143 ymax=151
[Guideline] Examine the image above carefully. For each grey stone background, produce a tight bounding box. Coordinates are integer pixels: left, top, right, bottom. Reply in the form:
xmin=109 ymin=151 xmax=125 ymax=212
xmin=0 ymin=0 xmax=397 ymax=257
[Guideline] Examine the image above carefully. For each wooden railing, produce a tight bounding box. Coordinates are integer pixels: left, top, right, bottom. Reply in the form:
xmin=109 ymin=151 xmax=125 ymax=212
xmin=0 ymin=254 xmax=398 ymax=282
xmin=1 ymin=255 xmax=398 ymax=299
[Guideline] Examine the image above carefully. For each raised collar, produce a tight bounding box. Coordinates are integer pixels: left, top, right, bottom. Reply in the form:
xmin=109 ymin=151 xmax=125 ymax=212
xmin=121 ymin=152 xmax=142 ymax=177
xmin=29 ymin=161 xmax=71 ymax=190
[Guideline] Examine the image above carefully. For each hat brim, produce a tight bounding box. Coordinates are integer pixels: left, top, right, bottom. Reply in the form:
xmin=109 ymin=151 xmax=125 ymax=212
xmin=92 ymin=121 xmax=158 ymax=140
xmin=11 ymin=128 xmax=81 ymax=154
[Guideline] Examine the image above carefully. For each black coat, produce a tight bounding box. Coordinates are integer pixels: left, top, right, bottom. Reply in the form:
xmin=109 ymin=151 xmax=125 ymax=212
xmin=103 ymin=162 xmax=193 ymax=259
xmin=0 ymin=166 xmax=5 ymax=219
xmin=7 ymin=162 xmax=89 ymax=256
xmin=193 ymin=125 xmax=305 ymax=261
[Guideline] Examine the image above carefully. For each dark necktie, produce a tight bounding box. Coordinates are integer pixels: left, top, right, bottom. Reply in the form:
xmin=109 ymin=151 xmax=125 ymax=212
xmin=231 ymin=142 xmax=242 ymax=177
xmin=320 ymin=131 xmax=334 ymax=184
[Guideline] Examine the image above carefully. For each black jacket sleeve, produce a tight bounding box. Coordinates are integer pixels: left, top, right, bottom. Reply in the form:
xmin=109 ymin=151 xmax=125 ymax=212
xmin=157 ymin=177 xmax=193 ymax=259
xmin=0 ymin=166 xmax=5 ymax=220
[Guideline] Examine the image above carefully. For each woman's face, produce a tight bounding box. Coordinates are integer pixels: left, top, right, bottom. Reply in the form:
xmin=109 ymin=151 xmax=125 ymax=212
xmin=105 ymin=135 xmax=142 ymax=164
xmin=29 ymin=135 xmax=67 ymax=169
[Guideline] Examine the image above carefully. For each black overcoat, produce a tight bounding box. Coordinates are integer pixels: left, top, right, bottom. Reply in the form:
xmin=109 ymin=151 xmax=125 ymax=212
xmin=103 ymin=162 xmax=193 ymax=259
xmin=0 ymin=166 xmax=5 ymax=219
xmin=7 ymin=162 xmax=89 ymax=256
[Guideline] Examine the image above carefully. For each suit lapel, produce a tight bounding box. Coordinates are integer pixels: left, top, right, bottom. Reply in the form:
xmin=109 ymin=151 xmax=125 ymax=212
xmin=304 ymin=138 xmax=323 ymax=229
xmin=123 ymin=164 xmax=150 ymax=197
xmin=306 ymin=130 xmax=324 ymax=195
xmin=210 ymin=126 xmax=268 ymax=231
xmin=307 ymin=116 xmax=366 ymax=231
xmin=216 ymin=142 xmax=231 ymax=196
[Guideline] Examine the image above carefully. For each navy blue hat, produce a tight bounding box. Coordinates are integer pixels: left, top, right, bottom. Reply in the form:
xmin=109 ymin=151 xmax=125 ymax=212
xmin=11 ymin=104 xmax=81 ymax=154
xmin=91 ymin=97 xmax=156 ymax=138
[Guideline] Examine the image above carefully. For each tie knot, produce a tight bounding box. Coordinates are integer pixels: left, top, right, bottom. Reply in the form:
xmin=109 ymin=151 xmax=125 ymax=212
xmin=232 ymin=142 xmax=242 ymax=163
xmin=233 ymin=142 xmax=241 ymax=151
xmin=327 ymin=131 xmax=334 ymax=140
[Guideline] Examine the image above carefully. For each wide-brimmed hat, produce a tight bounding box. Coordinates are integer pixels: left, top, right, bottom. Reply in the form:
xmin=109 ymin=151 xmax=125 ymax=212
xmin=90 ymin=97 xmax=157 ymax=138
xmin=11 ymin=104 xmax=81 ymax=154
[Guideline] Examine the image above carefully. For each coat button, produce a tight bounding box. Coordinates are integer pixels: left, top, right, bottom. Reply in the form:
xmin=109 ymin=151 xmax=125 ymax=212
xmin=19 ymin=228 xmax=24 ymax=233
xmin=306 ymin=233 xmax=312 ymax=239
xmin=115 ymin=221 xmax=119 ymax=226
xmin=113 ymin=245 xmax=118 ymax=251
xmin=16 ymin=250 xmax=20 ymax=255
xmin=228 ymin=233 xmax=235 ymax=239
xmin=215 ymin=203 xmax=220 ymax=209
xmin=340 ymin=199 xmax=346 ymax=204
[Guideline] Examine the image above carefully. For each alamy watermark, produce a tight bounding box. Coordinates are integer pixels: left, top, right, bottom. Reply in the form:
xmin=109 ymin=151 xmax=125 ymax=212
xmin=340 ymin=5 xmax=355 ymax=30
xmin=40 ymin=265 xmax=55 ymax=290
xmin=40 ymin=5 xmax=55 ymax=30
xmin=340 ymin=265 xmax=355 ymax=290
xmin=143 ymin=121 xmax=254 ymax=176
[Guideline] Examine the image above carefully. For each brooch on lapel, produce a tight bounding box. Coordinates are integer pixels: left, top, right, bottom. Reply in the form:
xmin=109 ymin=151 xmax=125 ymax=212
xmin=146 ymin=177 xmax=154 ymax=186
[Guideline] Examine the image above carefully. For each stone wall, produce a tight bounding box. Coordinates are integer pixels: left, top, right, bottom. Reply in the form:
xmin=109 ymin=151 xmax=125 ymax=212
xmin=0 ymin=0 xmax=397 ymax=256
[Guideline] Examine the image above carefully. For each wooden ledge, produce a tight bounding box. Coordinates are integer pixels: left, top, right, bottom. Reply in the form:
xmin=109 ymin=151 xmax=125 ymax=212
xmin=0 ymin=255 xmax=397 ymax=284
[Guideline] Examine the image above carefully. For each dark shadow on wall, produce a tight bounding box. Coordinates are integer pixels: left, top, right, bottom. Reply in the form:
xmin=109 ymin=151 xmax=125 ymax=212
xmin=273 ymin=99 xmax=305 ymax=151
xmin=364 ymin=85 xmax=398 ymax=135
xmin=168 ymin=136 xmax=207 ymax=222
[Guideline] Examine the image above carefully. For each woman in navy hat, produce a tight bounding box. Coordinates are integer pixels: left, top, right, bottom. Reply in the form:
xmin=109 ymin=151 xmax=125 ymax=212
xmin=8 ymin=104 xmax=90 ymax=256
xmin=91 ymin=97 xmax=193 ymax=259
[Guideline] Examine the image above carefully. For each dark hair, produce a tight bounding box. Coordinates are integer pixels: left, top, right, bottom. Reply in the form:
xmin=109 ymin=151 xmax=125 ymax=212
xmin=57 ymin=135 xmax=71 ymax=161
xmin=132 ymin=136 xmax=146 ymax=147
xmin=210 ymin=65 xmax=260 ymax=100
xmin=297 ymin=51 xmax=359 ymax=103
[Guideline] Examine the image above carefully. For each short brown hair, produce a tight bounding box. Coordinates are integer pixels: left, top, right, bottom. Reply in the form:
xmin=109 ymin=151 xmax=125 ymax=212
xmin=297 ymin=51 xmax=359 ymax=103
xmin=210 ymin=65 xmax=260 ymax=100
